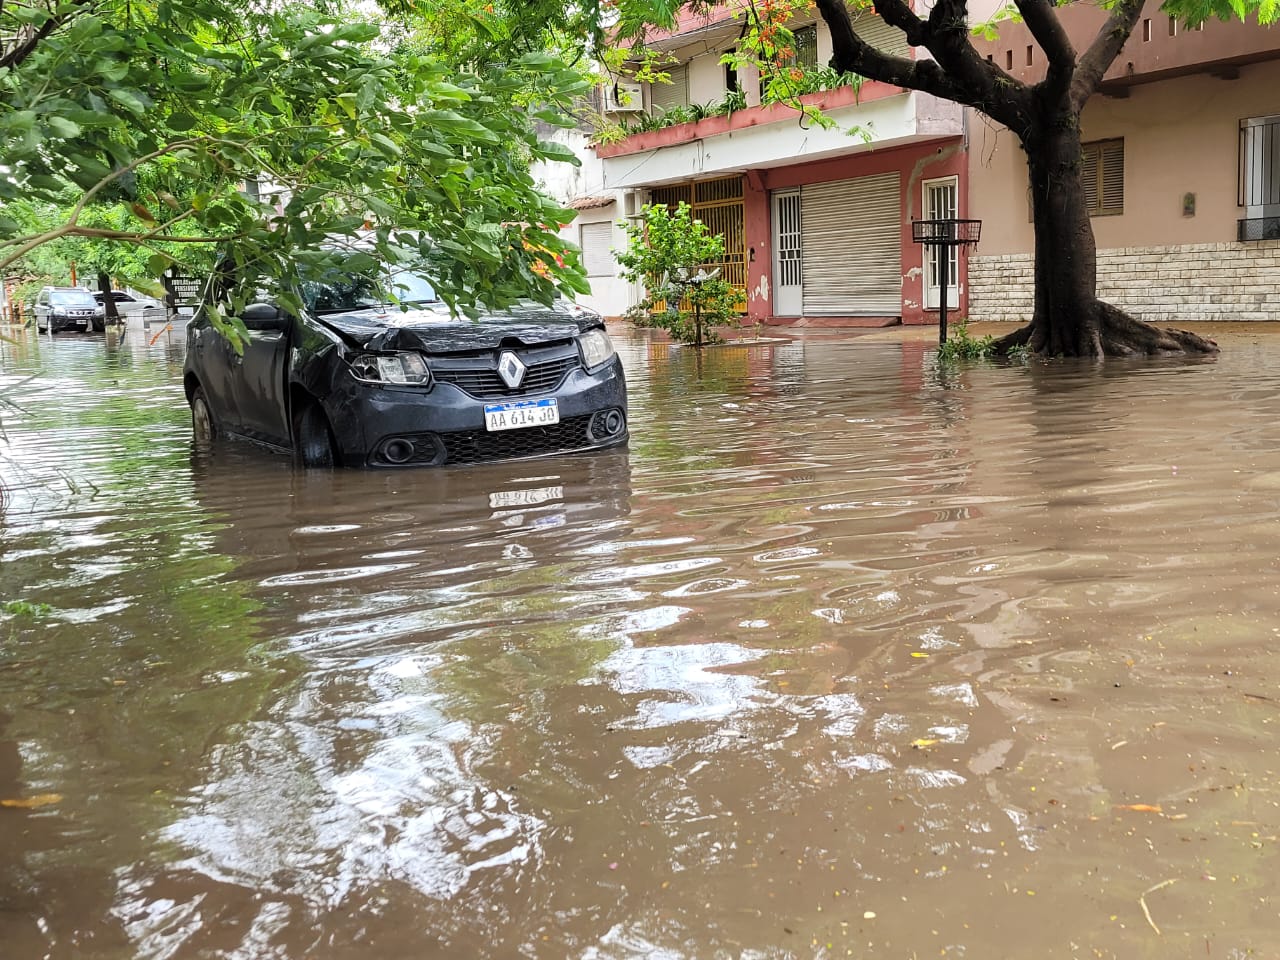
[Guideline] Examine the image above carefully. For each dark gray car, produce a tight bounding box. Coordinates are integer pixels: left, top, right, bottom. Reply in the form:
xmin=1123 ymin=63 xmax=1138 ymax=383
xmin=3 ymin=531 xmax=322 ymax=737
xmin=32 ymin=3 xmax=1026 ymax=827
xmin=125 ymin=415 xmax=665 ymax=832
xmin=34 ymin=286 xmax=104 ymax=333
xmin=182 ymin=268 xmax=628 ymax=468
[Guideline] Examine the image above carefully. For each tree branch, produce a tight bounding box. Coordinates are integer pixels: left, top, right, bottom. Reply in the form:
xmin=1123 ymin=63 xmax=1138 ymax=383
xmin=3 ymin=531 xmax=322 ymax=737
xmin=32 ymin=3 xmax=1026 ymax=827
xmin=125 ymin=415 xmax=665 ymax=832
xmin=0 ymin=224 xmax=235 ymax=274
xmin=0 ymin=0 xmax=92 ymax=70
xmin=817 ymin=0 xmax=1030 ymax=131
xmin=1013 ymin=0 xmax=1075 ymax=77
xmin=1071 ymin=0 xmax=1144 ymax=107
xmin=865 ymin=0 xmax=930 ymax=47
xmin=817 ymin=0 xmax=956 ymax=100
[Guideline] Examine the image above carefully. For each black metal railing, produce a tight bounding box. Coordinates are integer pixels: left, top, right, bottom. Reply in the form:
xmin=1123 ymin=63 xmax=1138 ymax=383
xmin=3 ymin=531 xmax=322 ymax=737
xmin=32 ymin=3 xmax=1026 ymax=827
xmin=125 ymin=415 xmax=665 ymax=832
xmin=1238 ymin=216 xmax=1280 ymax=242
xmin=911 ymin=219 xmax=982 ymax=243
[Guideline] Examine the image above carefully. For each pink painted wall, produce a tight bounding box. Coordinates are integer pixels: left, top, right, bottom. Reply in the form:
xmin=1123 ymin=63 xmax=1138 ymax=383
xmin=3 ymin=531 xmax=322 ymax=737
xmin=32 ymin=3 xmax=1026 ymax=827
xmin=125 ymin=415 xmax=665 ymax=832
xmin=740 ymin=139 xmax=967 ymax=325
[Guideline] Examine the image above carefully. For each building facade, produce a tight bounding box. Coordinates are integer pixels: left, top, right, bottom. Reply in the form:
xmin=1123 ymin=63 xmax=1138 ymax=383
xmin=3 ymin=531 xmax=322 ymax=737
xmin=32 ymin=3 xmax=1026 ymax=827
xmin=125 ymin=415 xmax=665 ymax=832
xmin=968 ymin=1 xmax=1280 ymax=323
xmin=580 ymin=4 xmax=968 ymax=326
xmin=550 ymin=2 xmax=1280 ymax=326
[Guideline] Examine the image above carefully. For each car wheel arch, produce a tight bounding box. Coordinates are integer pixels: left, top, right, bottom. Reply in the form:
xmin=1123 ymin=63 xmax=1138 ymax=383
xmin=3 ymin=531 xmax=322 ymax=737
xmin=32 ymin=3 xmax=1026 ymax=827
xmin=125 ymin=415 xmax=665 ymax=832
xmin=189 ymin=383 xmax=219 ymax=443
xmin=289 ymin=386 xmax=339 ymax=468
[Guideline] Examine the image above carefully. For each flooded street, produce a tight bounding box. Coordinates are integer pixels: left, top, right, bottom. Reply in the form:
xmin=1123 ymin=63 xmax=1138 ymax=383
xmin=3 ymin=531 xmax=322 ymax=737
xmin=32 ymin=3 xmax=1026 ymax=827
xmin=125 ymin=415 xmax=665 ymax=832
xmin=4 ymin=319 xmax=1280 ymax=959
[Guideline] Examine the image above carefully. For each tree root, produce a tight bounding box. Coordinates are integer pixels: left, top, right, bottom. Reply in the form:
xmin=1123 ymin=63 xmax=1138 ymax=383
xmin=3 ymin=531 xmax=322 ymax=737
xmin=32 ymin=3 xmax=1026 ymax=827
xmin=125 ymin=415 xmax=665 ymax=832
xmin=993 ymin=301 xmax=1218 ymax=358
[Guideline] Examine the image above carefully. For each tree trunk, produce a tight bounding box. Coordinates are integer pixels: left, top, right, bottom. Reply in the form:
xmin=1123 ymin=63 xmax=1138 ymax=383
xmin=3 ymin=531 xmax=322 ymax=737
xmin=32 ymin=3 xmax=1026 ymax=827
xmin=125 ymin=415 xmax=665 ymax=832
xmin=96 ymin=272 xmax=119 ymax=323
xmin=995 ymin=100 xmax=1217 ymax=358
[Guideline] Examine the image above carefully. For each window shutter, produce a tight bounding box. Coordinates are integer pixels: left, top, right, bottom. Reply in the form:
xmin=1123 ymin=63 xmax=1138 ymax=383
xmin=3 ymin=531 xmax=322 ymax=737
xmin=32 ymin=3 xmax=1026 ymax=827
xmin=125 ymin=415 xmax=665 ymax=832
xmin=849 ymin=13 xmax=910 ymax=59
xmin=1080 ymin=139 xmax=1122 ymax=216
xmin=580 ymin=221 xmax=615 ymax=277
xmin=1101 ymin=140 xmax=1124 ymax=214
xmin=1081 ymin=144 xmax=1100 ymax=213
xmin=650 ymin=64 xmax=688 ymax=114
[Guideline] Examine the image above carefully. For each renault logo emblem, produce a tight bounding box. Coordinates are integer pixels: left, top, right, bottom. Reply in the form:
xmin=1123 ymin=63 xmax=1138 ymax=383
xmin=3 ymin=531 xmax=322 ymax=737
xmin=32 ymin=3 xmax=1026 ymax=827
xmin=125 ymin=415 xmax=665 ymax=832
xmin=497 ymin=351 xmax=526 ymax=389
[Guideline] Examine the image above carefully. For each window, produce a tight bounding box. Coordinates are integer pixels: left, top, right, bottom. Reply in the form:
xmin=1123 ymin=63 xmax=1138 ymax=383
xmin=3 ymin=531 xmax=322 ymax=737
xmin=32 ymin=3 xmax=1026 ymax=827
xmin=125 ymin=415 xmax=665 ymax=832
xmin=1081 ymin=139 xmax=1124 ymax=216
xmin=1238 ymin=116 xmax=1280 ymax=239
xmin=1240 ymin=116 xmax=1280 ymax=210
xmin=580 ymin=221 xmax=616 ymax=277
xmin=794 ymin=24 xmax=818 ymax=70
xmin=725 ymin=48 xmax=738 ymax=93
xmin=759 ymin=25 xmax=818 ymax=99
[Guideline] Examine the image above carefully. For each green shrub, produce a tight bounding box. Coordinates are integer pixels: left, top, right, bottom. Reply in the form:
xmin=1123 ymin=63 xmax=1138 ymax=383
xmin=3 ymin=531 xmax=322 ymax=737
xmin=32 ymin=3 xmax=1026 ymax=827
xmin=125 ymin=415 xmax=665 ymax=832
xmin=2 ymin=600 xmax=53 ymax=617
xmin=936 ymin=319 xmax=997 ymax=362
xmin=616 ymin=202 xmax=739 ymax=347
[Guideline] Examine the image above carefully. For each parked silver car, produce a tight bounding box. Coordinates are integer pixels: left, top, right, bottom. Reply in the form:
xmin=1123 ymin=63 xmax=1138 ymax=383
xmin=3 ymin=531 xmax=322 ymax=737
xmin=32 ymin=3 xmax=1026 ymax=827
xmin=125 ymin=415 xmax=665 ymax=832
xmin=94 ymin=290 xmax=168 ymax=325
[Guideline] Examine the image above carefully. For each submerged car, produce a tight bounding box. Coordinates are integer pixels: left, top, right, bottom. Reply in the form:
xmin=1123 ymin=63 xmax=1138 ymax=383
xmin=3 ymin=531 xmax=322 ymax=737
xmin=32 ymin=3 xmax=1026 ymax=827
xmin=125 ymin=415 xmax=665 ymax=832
xmin=182 ymin=267 xmax=628 ymax=468
xmin=34 ymin=286 xmax=105 ymax=333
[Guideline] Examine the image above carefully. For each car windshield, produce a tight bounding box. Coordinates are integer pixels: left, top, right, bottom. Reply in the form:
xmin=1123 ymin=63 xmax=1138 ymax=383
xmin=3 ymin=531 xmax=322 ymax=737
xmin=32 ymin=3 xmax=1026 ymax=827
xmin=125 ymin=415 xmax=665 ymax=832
xmin=300 ymin=269 xmax=439 ymax=315
xmin=49 ymin=290 xmax=97 ymax=307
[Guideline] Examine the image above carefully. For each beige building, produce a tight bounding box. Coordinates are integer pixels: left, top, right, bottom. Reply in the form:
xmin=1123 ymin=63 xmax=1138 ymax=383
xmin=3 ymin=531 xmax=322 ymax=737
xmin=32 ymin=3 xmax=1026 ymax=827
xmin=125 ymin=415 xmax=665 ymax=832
xmin=969 ymin=2 xmax=1280 ymax=323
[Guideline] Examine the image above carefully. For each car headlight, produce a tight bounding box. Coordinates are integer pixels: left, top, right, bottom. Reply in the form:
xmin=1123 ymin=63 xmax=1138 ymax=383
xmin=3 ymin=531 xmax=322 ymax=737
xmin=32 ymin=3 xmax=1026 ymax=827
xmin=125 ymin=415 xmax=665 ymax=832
xmin=349 ymin=351 xmax=431 ymax=386
xmin=578 ymin=328 xmax=615 ymax=369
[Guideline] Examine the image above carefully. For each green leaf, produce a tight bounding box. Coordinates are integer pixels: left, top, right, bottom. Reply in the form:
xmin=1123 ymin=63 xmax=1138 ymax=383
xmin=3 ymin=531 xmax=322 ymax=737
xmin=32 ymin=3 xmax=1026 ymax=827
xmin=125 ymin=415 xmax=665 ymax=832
xmin=107 ymin=88 xmax=148 ymax=115
xmin=45 ymin=116 xmax=82 ymax=138
xmin=369 ymin=133 xmax=402 ymax=157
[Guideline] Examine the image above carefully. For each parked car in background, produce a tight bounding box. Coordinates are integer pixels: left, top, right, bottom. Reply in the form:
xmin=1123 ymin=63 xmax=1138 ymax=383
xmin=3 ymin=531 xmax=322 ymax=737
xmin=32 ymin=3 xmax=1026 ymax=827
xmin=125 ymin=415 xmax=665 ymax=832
xmin=34 ymin=286 xmax=104 ymax=334
xmin=183 ymin=264 xmax=628 ymax=468
xmin=93 ymin=290 xmax=167 ymax=326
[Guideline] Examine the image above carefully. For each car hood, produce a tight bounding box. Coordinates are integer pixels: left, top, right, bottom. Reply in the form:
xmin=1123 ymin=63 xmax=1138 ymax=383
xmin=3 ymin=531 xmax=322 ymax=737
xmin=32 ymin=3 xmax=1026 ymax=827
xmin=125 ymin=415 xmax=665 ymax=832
xmin=313 ymin=302 xmax=597 ymax=354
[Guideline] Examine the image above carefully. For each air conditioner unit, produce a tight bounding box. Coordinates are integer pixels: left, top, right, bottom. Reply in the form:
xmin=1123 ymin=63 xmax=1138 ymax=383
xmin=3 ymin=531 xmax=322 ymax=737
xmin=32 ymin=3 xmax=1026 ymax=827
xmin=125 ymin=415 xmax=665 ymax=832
xmin=604 ymin=81 xmax=644 ymax=113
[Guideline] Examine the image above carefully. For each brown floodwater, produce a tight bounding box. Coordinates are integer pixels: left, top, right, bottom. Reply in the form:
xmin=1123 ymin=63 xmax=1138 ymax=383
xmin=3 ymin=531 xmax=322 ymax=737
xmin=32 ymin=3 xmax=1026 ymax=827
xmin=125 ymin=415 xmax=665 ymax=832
xmin=2 ymin=319 xmax=1280 ymax=959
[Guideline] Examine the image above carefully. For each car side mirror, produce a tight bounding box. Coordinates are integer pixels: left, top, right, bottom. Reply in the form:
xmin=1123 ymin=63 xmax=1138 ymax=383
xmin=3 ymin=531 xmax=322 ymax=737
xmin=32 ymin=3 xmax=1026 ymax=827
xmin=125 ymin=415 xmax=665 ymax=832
xmin=242 ymin=302 xmax=287 ymax=331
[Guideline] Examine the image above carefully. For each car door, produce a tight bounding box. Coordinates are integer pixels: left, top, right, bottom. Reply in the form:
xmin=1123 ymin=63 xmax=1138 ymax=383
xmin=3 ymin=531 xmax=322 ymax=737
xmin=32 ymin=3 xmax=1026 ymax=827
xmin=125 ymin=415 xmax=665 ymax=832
xmin=229 ymin=303 xmax=292 ymax=447
xmin=188 ymin=309 xmax=246 ymax=434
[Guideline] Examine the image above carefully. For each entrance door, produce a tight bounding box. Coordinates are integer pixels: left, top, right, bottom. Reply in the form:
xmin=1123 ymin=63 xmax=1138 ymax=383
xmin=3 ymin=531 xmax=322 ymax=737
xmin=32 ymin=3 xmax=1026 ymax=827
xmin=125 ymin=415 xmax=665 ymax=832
xmin=772 ymin=189 xmax=802 ymax=316
xmin=924 ymin=177 xmax=959 ymax=310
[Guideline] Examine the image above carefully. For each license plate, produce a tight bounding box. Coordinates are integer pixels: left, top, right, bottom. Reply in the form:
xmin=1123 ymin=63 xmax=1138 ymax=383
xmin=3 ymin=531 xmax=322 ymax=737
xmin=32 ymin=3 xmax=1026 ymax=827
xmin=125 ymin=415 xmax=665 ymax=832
xmin=484 ymin=398 xmax=559 ymax=432
xmin=489 ymin=485 xmax=564 ymax=508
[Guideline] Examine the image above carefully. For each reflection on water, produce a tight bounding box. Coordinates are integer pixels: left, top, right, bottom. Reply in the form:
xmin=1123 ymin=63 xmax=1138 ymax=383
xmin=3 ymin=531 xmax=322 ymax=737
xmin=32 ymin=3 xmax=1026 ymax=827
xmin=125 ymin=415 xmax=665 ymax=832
xmin=4 ymin=322 xmax=1280 ymax=957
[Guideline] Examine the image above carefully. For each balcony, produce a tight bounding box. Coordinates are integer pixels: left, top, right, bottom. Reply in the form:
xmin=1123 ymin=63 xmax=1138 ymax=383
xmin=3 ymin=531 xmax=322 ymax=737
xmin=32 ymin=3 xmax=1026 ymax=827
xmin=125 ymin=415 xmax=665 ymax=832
xmin=595 ymin=83 xmax=962 ymax=190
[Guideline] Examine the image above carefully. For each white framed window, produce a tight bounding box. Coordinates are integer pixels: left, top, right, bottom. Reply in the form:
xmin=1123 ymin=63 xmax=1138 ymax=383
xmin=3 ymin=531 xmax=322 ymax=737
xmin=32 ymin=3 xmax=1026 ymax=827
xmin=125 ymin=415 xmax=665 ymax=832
xmin=580 ymin=221 xmax=616 ymax=277
xmin=1240 ymin=115 xmax=1280 ymax=214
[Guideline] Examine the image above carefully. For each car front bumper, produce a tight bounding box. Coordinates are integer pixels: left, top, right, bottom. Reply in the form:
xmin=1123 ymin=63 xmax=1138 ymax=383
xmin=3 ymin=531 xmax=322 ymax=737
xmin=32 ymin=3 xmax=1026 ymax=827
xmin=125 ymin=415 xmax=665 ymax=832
xmin=47 ymin=315 xmax=91 ymax=332
xmin=323 ymin=359 xmax=629 ymax=467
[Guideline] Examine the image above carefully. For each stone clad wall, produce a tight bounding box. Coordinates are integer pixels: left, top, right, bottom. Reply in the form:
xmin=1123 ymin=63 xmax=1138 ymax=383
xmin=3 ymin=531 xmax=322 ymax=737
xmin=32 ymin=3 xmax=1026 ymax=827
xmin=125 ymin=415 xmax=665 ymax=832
xmin=968 ymin=241 xmax=1280 ymax=323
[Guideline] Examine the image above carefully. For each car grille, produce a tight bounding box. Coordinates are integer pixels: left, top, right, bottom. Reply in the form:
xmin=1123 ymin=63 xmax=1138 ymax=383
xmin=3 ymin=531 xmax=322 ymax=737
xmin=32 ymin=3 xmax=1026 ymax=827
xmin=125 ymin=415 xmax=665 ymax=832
xmin=369 ymin=415 xmax=599 ymax=466
xmin=432 ymin=356 xmax=579 ymax=399
xmin=442 ymin=414 xmax=595 ymax=464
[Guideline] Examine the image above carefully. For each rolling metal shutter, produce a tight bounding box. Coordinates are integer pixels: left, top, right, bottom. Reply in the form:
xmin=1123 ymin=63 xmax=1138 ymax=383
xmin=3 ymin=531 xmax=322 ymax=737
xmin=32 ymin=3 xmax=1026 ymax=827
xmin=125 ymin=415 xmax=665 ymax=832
xmin=849 ymin=13 xmax=910 ymax=59
xmin=650 ymin=64 xmax=688 ymax=115
xmin=580 ymin=221 xmax=616 ymax=277
xmin=801 ymin=172 xmax=901 ymax=316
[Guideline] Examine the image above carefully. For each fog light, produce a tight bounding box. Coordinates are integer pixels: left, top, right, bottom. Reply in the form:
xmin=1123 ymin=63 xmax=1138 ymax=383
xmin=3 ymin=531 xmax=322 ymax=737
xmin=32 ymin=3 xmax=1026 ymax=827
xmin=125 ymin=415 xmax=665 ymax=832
xmin=591 ymin=408 xmax=625 ymax=440
xmin=380 ymin=437 xmax=415 ymax=464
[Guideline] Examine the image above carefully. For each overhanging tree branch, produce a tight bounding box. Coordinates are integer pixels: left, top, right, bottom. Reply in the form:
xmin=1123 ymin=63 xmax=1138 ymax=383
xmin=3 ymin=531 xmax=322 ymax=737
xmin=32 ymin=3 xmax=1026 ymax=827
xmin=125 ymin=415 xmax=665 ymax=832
xmin=1071 ymin=0 xmax=1145 ymax=107
xmin=1013 ymin=0 xmax=1076 ymax=80
xmin=817 ymin=0 xmax=1029 ymax=130
xmin=0 ymin=0 xmax=92 ymax=70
